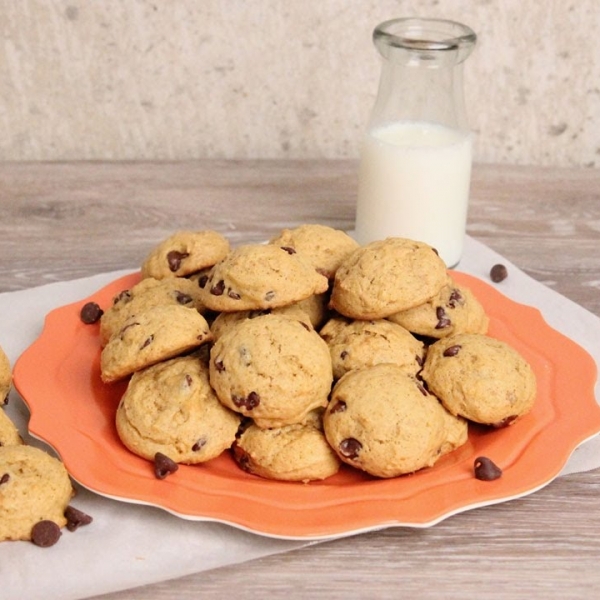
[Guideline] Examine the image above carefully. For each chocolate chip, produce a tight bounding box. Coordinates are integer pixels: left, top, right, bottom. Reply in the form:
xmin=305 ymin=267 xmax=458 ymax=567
xmin=0 ymin=473 xmax=9 ymax=485
xmin=232 ymin=392 xmax=261 ymax=411
xmin=232 ymin=443 xmax=252 ymax=472
xmin=192 ymin=438 xmax=207 ymax=452
xmin=490 ymin=263 xmax=508 ymax=283
xmin=264 ymin=291 xmax=275 ymax=301
xmin=340 ymin=350 xmax=348 ymax=360
xmin=31 ymin=520 xmax=62 ymax=547
xmin=210 ymin=280 xmax=225 ymax=296
xmin=64 ymin=506 xmax=93 ymax=532
xmin=329 ymin=400 xmax=347 ymax=414
xmin=443 ymin=344 xmax=462 ymax=357
xmin=140 ymin=335 xmax=154 ymax=350
xmin=167 ymin=250 xmax=189 ymax=272
xmin=214 ymin=359 xmax=225 ymax=372
xmin=175 ymin=291 xmax=193 ymax=305
xmin=280 ymin=246 xmax=296 ymax=254
xmin=435 ymin=307 xmax=451 ymax=329
xmin=448 ymin=289 xmax=463 ymax=308
xmin=474 ymin=456 xmax=502 ymax=481
xmin=80 ymin=302 xmax=103 ymax=324
xmin=228 ymin=290 xmax=241 ymax=300
xmin=154 ymin=452 xmax=179 ymax=479
xmin=184 ymin=374 xmax=193 ymax=387
xmin=339 ymin=438 xmax=362 ymax=460
xmin=198 ymin=274 xmax=209 ymax=289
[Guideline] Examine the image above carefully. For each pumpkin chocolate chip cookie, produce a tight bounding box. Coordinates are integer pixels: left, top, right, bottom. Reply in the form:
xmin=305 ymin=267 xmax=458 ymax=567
xmin=198 ymin=244 xmax=329 ymax=312
xmin=209 ymin=313 xmax=333 ymax=428
xmin=116 ymin=354 xmax=241 ymax=464
xmin=329 ymin=237 xmax=448 ymax=320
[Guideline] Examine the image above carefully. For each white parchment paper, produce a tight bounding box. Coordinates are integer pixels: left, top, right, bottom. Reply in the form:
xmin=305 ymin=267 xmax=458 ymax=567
xmin=0 ymin=235 xmax=599 ymax=600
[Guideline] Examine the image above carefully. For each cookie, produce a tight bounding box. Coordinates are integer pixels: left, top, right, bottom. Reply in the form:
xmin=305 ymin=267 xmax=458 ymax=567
xmin=100 ymin=276 xmax=207 ymax=346
xmin=232 ymin=410 xmax=340 ymax=482
xmin=388 ymin=277 xmax=489 ymax=338
xmin=209 ymin=313 xmax=333 ymax=428
xmin=198 ymin=244 xmax=329 ymax=312
xmin=116 ymin=355 xmax=241 ymax=464
xmin=269 ymin=224 xmax=359 ymax=279
xmin=323 ymin=364 xmax=447 ymax=478
xmin=100 ymin=304 xmax=212 ymax=382
xmin=330 ymin=238 xmax=448 ymax=319
xmin=0 ymin=346 xmax=11 ymax=405
xmin=0 ymin=409 xmax=23 ymax=448
xmin=420 ymin=333 xmax=537 ymax=426
xmin=141 ymin=230 xmax=230 ymax=279
xmin=0 ymin=445 xmax=74 ymax=541
xmin=319 ymin=317 xmax=424 ymax=380
xmin=210 ymin=304 xmax=314 ymax=342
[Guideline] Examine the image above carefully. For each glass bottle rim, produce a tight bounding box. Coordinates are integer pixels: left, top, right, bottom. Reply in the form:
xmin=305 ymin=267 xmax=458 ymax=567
xmin=374 ymin=17 xmax=476 ymax=56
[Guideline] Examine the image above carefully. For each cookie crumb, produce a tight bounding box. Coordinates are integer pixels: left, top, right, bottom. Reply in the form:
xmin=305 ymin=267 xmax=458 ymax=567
xmin=490 ymin=264 xmax=508 ymax=283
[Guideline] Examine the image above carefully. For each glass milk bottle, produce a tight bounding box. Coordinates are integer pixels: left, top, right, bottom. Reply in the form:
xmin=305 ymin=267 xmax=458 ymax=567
xmin=355 ymin=18 xmax=477 ymax=267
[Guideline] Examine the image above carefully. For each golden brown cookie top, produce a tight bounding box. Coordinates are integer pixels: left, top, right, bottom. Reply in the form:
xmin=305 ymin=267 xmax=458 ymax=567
xmin=329 ymin=237 xmax=448 ymax=319
xmin=116 ymin=355 xmax=240 ymax=464
xmin=0 ymin=445 xmax=74 ymax=541
xmin=141 ymin=230 xmax=230 ymax=279
xmin=387 ymin=277 xmax=489 ymax=339
xmin=100 ymin=304 xmax=212 ymax=382
xmin=100 ymin=276 xmax=206 ymax=346
xmin=421 ymin=333 xmax=537 ymax=426
xmin=323 ymin=364 xmax=448 ymax=478
xmin=209 ymin=313 xmax=333 ymax=428
xmin=198 ymin=244 xmax=329 ymax=312
xmin=319 ymin=317 xmax=424 ymax=380
xmin=269 ymin=224 xmax=359 ymax=279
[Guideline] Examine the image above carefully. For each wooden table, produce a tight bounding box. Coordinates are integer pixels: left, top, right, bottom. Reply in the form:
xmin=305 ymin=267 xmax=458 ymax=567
xmin=1 ymin=160 xmax=599 ymax=599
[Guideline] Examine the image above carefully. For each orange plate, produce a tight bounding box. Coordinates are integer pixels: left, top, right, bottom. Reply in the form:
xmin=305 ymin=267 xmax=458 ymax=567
xmin=13 ymin=271 xmax=600 ymax=540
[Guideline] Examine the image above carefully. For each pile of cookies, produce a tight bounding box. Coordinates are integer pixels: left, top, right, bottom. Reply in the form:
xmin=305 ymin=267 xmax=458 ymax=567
xmin=95 ymin=225 xmax=537 ymax=483
xmin=0 ymin=345 xmax=92 ymax=546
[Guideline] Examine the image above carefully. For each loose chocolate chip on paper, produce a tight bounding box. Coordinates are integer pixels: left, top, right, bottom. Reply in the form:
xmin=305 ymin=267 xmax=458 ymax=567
xmin=80 ymin=302 xmax=103 ymax=324
xmin=31 ymin=520 xmax=62 ymax=547
xmin=64 ymin=505 xmax=93 ymax=532
xmin=154 ymin=452 xmax=179 ymax=479
xmin=474 ymin=456 xmax=503 ymax=481
xmin=490 ymin=263 xmax=508 ymax=283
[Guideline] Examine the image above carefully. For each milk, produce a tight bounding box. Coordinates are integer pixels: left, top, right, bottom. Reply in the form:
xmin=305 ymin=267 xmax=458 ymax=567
xmin=355 ymin=121 xmax=473 ymax=267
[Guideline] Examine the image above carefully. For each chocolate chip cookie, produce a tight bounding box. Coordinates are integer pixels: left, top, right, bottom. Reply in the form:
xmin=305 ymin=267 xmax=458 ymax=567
xmin=198 ymin=244 xmax=329 ymax=312
xmin=116 ymin=354 xmax=241 ymax=464
xmin=100 ymin=304 xmax=212 ymax=382
xmin=269 ymin=224 xmax=359 ymax=279
xmin=329 ymin=238 xmax=448 ymax=319
xmin=141 ymin=230 xmax=230 ymax=279
xmin=323 ymin=364 xmax=448 ymax=478
xmin=209 ymin=313 xmax=333 ymax=428
xmin=319 ymin=317 xmax=424 ymax=380
xmin=0 ymin=445 xmax=74 ymax=541
xmin=420 ymin=333 xmax=537 ymax=426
